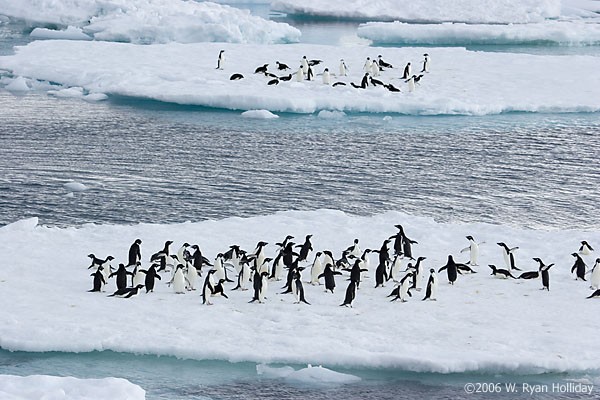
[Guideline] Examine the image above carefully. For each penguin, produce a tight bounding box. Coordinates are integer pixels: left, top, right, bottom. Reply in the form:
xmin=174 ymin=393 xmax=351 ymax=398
xmin=87 ymin=255 xmax=114 ymax=282
xmin=369 ymin=77 xmax=384 ymax=86
xmin=176 ymin=243 xmax=190 ymax=267
xmin=254 ymin=64 xmax=268 ymax=74
xmin=292 ymin=270 xmax=310 ymax=305
xmin=216 ymin=50 xmax=225 ymax=70
xmin=402 ymin=62 xmax=411 ymax=79
xmin=109 ymin=284 xmax=144 ymax=298
xmin=132 ymin=262 xmax=145 ymax=287
xmin=140 ymin=264 xmax=161 ymax=293
xmin=127 ymin=239 xmax=142 ymax=267
xmin=322 ymin=68 xmax=330 ymax=85
xmin=191 ymin=244 xmax=211 ymax=276
xmin=360 ymin=73 xmax=369 ymax=89
xmin=109 ymin=263 xmax=133 ymax=290
xmin=580 ymin=241 xmax=594 ymax=255
xmin=406 ymin=75 xmax=416 ymax=92
xmin=389 ymin=225 xmax=404 ymax=256
xmin=257 ymin=257 xmax=273 ymax=276
xmin=250 ymin=271 xmax=269 ymax=303
xmin=276 ymin=61 xmax=290 ymax=70
xmin=571 ymin=253 xmax=587 ymax=281
xmin=384 ymin=83 xmax=401 ymax=92
xmin=588 ymin=258 xmax=600 ymax=289
xmin=339 ymin=59 xmax=348 ymax=76
xmin=374 ymin=260 xmax=388 ymax=288
xmin=456 ymin=264 xmax=477 ymax=274
xmin=363 ymin=57 xmax=372 ymax=72
xmin=308 ymin=59 xmax=322 ymax=66
xmin=422 ymin=269 xmax=438 ymax=301
xmin=413 ymin=256 xmax=427 ymax=289
xmin=517 ymin=270 xmax=540 ymax=280
xmin=345 ymin=239 xmax=361 ymax=258
xmin=301 ymin=56 xmax=309 ymax=73
xmin=421 ymin=53 xmax=429 ymax=73
xmin=371 ymin=59 xmax=380 ymax=77
xmin=169 ymin=264 xmax=189 ymax=294
xmin=223 ymin=245 xmax=244 ymax=274
xmin=87 ymin=254 xmax=106 ymax=269
xmin=202 ymin=269 xmax=217 ymax=305
xmin=414 ymin=74 xmax=424 ymax=84
xmin=322 ymin=250 xmax=336 ymax=271
xmin=279 ymin=74 xmax=293 ymax=81
xmin=347 ymin=259 xmax=368 ymax=289
xmin=281 ymin=259 xmax=301 ymax=294
xmin=374 ymin=239 xmax=391 ymax=268
xmin=318 ymin=263 xmax=342 ymax=294
xmin=230 ymin=73 xmax=244 ymax=81
xmin=391 ymin=273 xmax=413 ymax=302
xmin=151 ymin=240 xmax=174 ymax=269
xmin=276 ymin=235 xmax=294 ymax=249
xmin=438 ymin=255 xmax=463 ymax=285
xmin=211 ymin=279 xmax=229 ymax=300
xmin=252 ymin=241 xmax=268 ymax=270
xmin=388 ymin=254 xmax=404 ymax=282
xmin=340 ymin=280 xmax=356 ymax=307
xmin=310 ymin=252 xmax=324 ymax=285
xmin=587 ymin=289 xmax=600 ymax=299
xmin=357 ymin=249 xmax=372 ymax=278
xmin=540 ymin=262 xmax=553 ymax=291
xmin=307 ymin=65 xmax=314 ymax=81
xmin=460 ymin=236 xmax=480 ymax=266
xmin=213 ymin=253 xmax=226 ymax=282
xmin=88 ymin=267 xmax=106 ymax=292
xmin=488 ymin=264 xmax=516 ymax=279
xmin=268 ymin=78 xmax=279 ymax=86
xmin=233 ymin=256 xmax=251 ymax=291
xmin=377 ymin=55 xmax=393 ymax=69
xmin=497 ymin=242 xmax=521 ymax=271
xmin=296 ymin=235 xmax=313 ymax=263
xmin=186 ymin=261 xmax=199 ymax=291
xmin=335 ymin=250 xmax=353 ymax=271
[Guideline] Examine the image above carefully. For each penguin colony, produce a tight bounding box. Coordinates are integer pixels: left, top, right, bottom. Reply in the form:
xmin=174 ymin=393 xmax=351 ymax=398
xmin=218 ymin=48 xmax=431 ymax=94
xmin=87 ymin=229 xmax=599 ymax=305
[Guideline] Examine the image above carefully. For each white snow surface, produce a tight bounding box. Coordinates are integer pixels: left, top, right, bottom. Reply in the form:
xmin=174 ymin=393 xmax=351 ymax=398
xmin=0 ymin=210 xmax=599 ymax=374
xmin=257 ymin=364 xmax=361 ymax=385
xmin=4 ymin=76 xmax=30 ymax=92
xmin=271 ymin=0 xmax=561 ymax=24
xmin=0 ymin=0 xmax=299 ymax=44
xmin=241 ymin=109 xmax=279 ymax=118
xmin=2 ymin=40 xmax=600 ymax=115
xmin=30 ymin=26 xmax=92 ymax=41
xmin=358 ymin=20 xmax=600 ymax=45
xmin=0 ymin=374 xmax=145 ymax=400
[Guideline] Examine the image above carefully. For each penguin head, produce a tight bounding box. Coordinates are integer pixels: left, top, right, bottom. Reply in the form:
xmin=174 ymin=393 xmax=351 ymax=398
xmin=88 ymin=253 xmax=95 ymax=258
xmin=323 ymin=250 xmax=333 ymax=258
xmin=377 ymin=55 xmax=382 ymax=58
xmin=182 ymin=243 xmax=190 ymax=247
xmin=418 ymin=256 xmax=427 ymax=261
xmin=466 ymin=235 xmax=474 ymax=241
xmin=306 ymin=234 xmax=313 ymax=239
xmin=165 ymin=240 xmax=173 ymax=246
xmin=107 ymin=256 xmax=114 ymax=260
xmin=263 ymin=258 xmax=273 ymax=264
xmin=324 ymin=68 xmax=329 ymax=72
xmin=135 ymin=239 xmax=142 ymax=244
xmin=366 ymin=57 xmax=370 ymax=60
xmin=429 ymin=268 xmax=435 ymax=273
xmin=424 ymin=53 xmax=429 ymax=56
xmin=447 ymin=255 xmax=454 ymax=262
xmin=570 ymin=253 xmax=578 ymax=258
xmin=595 ymin=258 xmax=600 ymax=264
xmin=257 ymin=241 xmax=268 ymax=247
xmin=354 ymin=239 xmax=359 ymax=244
xmin=135 ymin=284 xmax=144 ymax=289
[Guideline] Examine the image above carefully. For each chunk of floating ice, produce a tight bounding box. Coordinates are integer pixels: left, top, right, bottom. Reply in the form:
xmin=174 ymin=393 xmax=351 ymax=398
xmin=383 ymin=115 xmax=392 ymax=121
xmin=256 ymin=364 xmax=361 ymax=386
xmin=63 ymin=181 xmax=88 ymax=192
xmin=317 ymin=110 xmax=346 ymax=119
xmin=241 ymin=110 xmax=279 ymax=119
xmin=48 ymin=87 xmax=84 ymax=98
xmin=83 ymin=93 xmax=108 ymax=102
xmin=0 ymin=374 xmax=146 ymax=400
xmin=65 ymin=192 xmax=75 ymax=198
xmin=5 ymin=76 xmax=30 ymax=92
xmin=30 ymin=26 xmax=92 ymax=41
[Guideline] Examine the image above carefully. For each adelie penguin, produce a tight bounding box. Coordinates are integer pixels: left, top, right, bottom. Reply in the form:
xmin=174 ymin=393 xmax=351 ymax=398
xmin=579 ymin=241 xmax=594 ymax=255
xmin=191 ymin=244 xmax=212 ymax=276
xmin=233 ymin=255 xmax=252 ymax=291
xmin=127 ymin=239 xmax=142 ymax=267
xmin=340 ymin=280 xmax=357 ymax=307
xmin=588 ymin=258 xmax=600 ymax=289
xmin=413 ymin=256 xmax=427 ymax=289
xmin=421 ymin=54 xmax=430 ymax=73
xmin=540 ymin=262 xmax=553 ymax=291
xmin=250 ymin=271 xmax=269 ymax=304
xmin=377 ymin=55 xmax=393 ymax=69
xmin=140 ymin=263 xmax=161 ymax=293
xmin=88 ymin=267 xmax=106 ymax=292
xmin=109 ymin=284 xmax=144 ymax=299
xmin=402 ymin=62 xmax=411 ymax=79
xmin=296 ymin=234 xmax=313 ymax=263
xmin=319 ymin=263 xmax=342 ymax=294
xmin=388 ymin=254 xmax=404 ymax=282
xmin=276 ymin=61 xmax=290 ymax=71
xmin=460 ymin=236 xmax=481 ymax=266
xmin=438 ymin=255 xmax=463 ymax=285
xmin=230 ymin=73 xmax=244 ymax=81
xmin=292 ymin=270 xmax=310 ymax=305
xmin=422 ymin=268 xmax=438 ymax=301
xmin=169 ymin=264 xmax=190 ymax=294
xmin=151 ymin=240 xmax=174 ymax=270
xmin=339 ymin=59 xmax=348 ymax=76
xmin=335 ymin=250 xmax=353 ymax=271
xmin=310 ymin=251 xmax=324 ymax=285
xmin=322 ymin=68 xmax=330 ymax=85
xmin=216 ymin=50 xmax=225 ymax=70
xmin=571 ymin=253 xmax=587 ymax=281
xmin=131 ymin=262 xmax=145 ymax=287
xmin=390 ymin=273 xmax=413 ymax=302
xmin=345 ymin=239 xmax=361 ymax=258
xmin=254 ymin=64 xmax=268 ymax=74
xmin=488 ymin=264 xmax=516 ymax=279
xmin=363 ymin=57 xmax=372 ymax=72
xmin=374 ymin=260 xmax=388 ymax=288
xmin=497 ymin=242 xmax=521 ymax=271
xmin=202 ymin=269 xmax=217 ymax=305
xmin=109 ymin=263 xmax=133 ymax=290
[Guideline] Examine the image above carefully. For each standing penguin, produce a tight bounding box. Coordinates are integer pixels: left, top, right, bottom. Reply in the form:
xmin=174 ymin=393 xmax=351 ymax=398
xmin=292 ymin=270 xmax=310 ymax=305
xmin=310 ymin=252 xmax=324 ymax=285
xmin=322 ymin=250 xmax=336 ymax=271
xmin=233 ymin=256 xmax=252 ymax=291
xmin=371 ymin=59 xmax=380 ymax=77
xmin=252 ymin=241 xmax=268 ymax=269
xmin=307 ymin=65 xmax=314 ymax=81
xmin=345 ymin=239 xmax=361 ymax=258
xmin=322 ymin=68 xmax=331 ymax=85
xmin=140 ymin=264 xmax=161 ymax=293
xmin=540 ymin=262 xmax=553 ymax=291
xmin=406 ymin=75 xmax=416 ymax=92
xmin=588 ymin=258 xmax=600 ymax=289
xmin=301 ymin=56 xmax=309 ymax=73
xmin=579 ymin=241 xmax=594 ymax=255
xmin=388 ymin=254 xmax=404 ymax=282
xmin=438 ymin=255 xmax=462 ymax=285
xmin=374 ymin=260 xmax=388 ymax=288
xmin=270 ymin=251 xmax=286 ymax=281
xmin=391 ymin=273 xmax=413 ymax=302
xmin=402 ymin=62 xmax=411 ymax=79
xmin=357 ymin=249 xmax=372 ymax=277
xmin=422 ymin=269 xmax=438 ymax=301
xmin=339 ymin=59 xmax=348 ymax=76
xmin=460 ymin=236 xmax=480 ymax=266
xmin=109 ymin=263 xmax=133 ymax=290
xmin=347 ymin=259 xmax=368 ymax=289
xmin=213 ymin=253 xmax=226 ymax=282
xmin=131 ymin=262 xmax=145 ymax=287
xmin=340 ymin=280 xmax=357 ymax=307
xmin=202 ymin=269 xmax=217 ymax=305
xmin=186 ymin=261 xmax=199 ymax=291
xmin=497 ymin=242 xmax=521 ymax=271
xmin=421 ymin=54 xmax=430 ymax=73
xmin=250 ymin=271 xmax=269 ymax=303
xmin=296 ymin=235 xmax=313 ymax=263
xmin=127 ymin=239 xmax=142 ymax=267
xmin=360 ymin=73 xmax=369 ymax=89
xmin=319 ymin=263 xmax=342 ymax=294
xmin=216 ymin=50 xmax=225 ymax=70
xmin=296 ymin=66 xmax=304 ymax=82
xmin=191 ymin=244 xmax=211 ymax=276
xmin=571 ymin=253 xmax=587 ymax=281
xmin=169 ymin=264 xmax=189 ymax=294
xmin=413 ymin=256 xmax=427 ymax=289
xmin=151 ymin=240 xmax=174 ymax=267
xmin=363 ymin=57 xmax=372 ymax=72
xmin=88 ymin=267 xmax=106 ymax=292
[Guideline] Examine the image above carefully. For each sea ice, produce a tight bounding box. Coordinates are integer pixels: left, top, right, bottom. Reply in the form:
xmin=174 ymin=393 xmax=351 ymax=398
xmin=30 ymin=26 xmax=92 ymax=41
xmin=257 ymin=364 xmax=361 ymax=385
xmin=63 ymin=181 xmax=88 ymax=191
xmin=241 ymin=109 xmax=279 ymax=119
xmin=0 ymin=374 xmax=145 ymax=400
xmin=4 ymin=76 xmax=29 ymax=92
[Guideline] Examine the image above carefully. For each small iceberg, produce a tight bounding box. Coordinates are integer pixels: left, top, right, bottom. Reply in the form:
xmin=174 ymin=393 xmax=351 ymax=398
xmin=257 ymin=364 xmax=361 ymax=386
xmin=63 ymin=181 xmax=88 ymax=192
xmin=241 ymin=110 xmax=279 ymax=119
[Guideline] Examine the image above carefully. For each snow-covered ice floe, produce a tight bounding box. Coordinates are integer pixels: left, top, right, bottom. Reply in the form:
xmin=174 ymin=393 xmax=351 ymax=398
xmin=1 ymin=40 xmax=600 ymax=115
xmin=0 ymin=210 xmax=599 ymax=374
xmin=0 ymin=0 xmax=300 ymax=44
xmin=0 ymin=375 xmax=145 ymax=400
xmin=271 ymin=0 xmax=561 ymax=24
xmin=358 ymin=20 xmax=600 ymax=46
xmin=257 ymin=364 xmax=361 ymax=386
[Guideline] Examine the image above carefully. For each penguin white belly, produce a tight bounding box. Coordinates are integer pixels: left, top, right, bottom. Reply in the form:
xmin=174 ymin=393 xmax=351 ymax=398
xmin=339 ymin=64 xmax=346 ymax=76
xmin=133 ymin=271 xmax=144 ymax=287
xmin=364 ymin=61 xmax=371 ymax=72
xmin=400 ymin=282 xmax=409 ymax=301
xmin=323 ymin=71 xmax=330 ymax=85
xmin=502 ymin=252 xmax=510 ymax=269
xmin=371 ymin=63 xmax=379 ymax=76
xmin=470 ymin=244 xmax=479 ymax=265
xmin=408 ymin=79 xmax=415 ymax=92
xmin=241 ymin=265 xmax=250 ymax=289
xmin=102 ymin=263 xmax=112 ymax=282
xmin=311 ymin=260 xmax=323 ymax=284
xmin=173 ymin=270 xmax=185 ymax=293
xmin=187 ymin=266 xmax=197 ymax=290
xmin=390 ymin=258 xmax=403 ymax=281
xmin=591 ymin=268 xmax=600 ymax=289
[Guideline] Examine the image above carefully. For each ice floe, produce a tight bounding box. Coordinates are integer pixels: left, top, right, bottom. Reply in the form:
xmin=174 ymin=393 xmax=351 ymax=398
xmin=257 ymin=364 xmax=361 ymax=386
xmin=241 ymin=109 xmax=279 ymax=119
xmin=30 ymin=26 xmax=92 ymax=41
xmin=1 ymin=40 xmax=599 ymax=115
